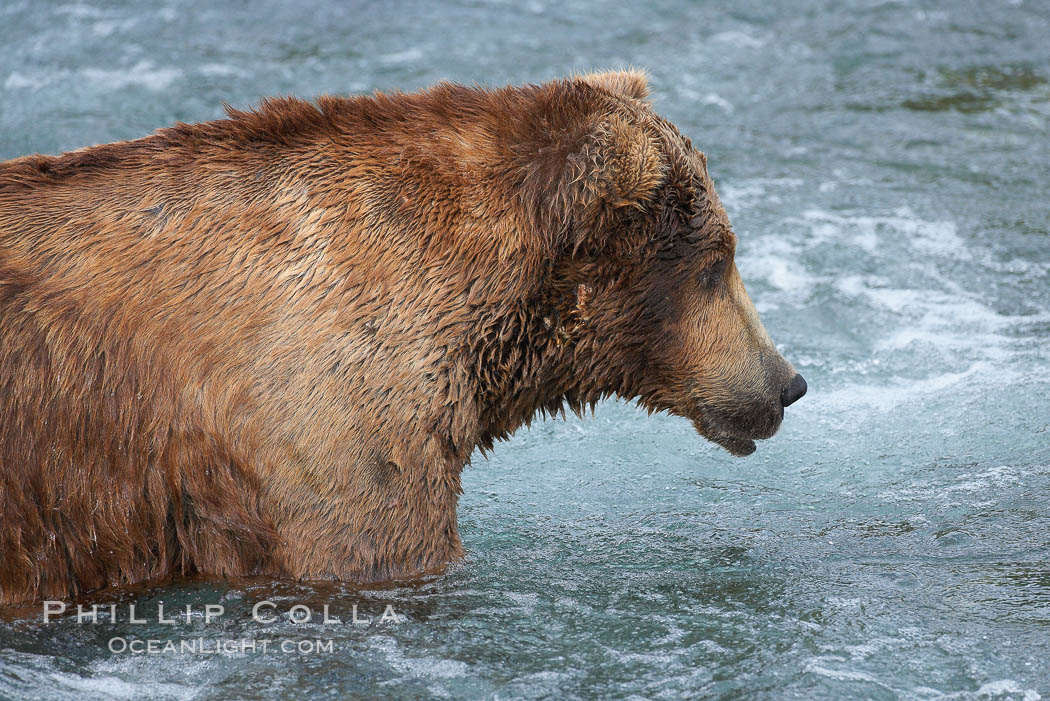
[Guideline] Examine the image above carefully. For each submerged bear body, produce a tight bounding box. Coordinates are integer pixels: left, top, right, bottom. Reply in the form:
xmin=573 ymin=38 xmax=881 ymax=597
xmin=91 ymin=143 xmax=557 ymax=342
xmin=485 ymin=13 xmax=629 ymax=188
xmin=0 ymin=72 xmax=804 ymax=604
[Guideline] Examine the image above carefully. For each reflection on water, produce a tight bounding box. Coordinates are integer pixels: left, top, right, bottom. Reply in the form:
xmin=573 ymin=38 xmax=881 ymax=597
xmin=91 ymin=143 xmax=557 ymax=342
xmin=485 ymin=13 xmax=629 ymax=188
xmin=1 ymin=0 xmax=1050 ymax=698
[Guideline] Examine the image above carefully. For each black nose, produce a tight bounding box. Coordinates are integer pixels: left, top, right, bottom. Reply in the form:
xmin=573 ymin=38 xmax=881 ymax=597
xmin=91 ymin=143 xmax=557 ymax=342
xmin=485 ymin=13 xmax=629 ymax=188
xmin=780 ymin=373 xmax=807 ymax=407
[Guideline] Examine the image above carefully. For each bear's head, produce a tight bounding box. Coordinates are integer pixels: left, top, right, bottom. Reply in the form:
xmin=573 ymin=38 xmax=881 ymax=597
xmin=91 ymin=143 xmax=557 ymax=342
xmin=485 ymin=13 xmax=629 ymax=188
xmin=511 ymin=70 xmax=806 ymax=456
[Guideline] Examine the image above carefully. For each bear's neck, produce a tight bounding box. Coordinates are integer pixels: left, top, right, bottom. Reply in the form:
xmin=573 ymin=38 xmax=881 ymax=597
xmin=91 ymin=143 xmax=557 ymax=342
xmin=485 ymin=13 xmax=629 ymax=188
xmin=464 ymin=285 xmax=591 ymax=454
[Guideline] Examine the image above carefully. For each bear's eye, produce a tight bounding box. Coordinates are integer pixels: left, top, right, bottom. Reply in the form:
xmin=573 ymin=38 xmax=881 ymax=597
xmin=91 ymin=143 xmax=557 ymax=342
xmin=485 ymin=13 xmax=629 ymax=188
xmin=698 ymin=257 xmax=728 ymax=289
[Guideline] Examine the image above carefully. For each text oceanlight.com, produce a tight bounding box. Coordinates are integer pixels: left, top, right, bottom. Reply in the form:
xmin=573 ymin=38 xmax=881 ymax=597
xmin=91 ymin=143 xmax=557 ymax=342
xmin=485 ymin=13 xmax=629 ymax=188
xmin=108 ymin=637 xmax=337 ymax=654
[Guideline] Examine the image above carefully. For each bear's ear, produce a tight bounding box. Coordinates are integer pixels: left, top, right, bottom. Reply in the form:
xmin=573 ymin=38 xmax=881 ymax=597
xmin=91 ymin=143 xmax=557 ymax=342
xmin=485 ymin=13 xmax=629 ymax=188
xmin=572 ymin=114 xmax=665 ymax=212
xmin=578 ymin=69 xmax=650 ymax=102
xmin=520 ymin=78 xmax=665 ymax=255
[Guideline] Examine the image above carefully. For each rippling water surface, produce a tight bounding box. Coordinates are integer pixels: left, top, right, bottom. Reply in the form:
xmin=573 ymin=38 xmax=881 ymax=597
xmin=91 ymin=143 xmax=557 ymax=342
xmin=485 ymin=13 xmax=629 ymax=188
xmin=2 ymin=1 xmax=1049 ymax=699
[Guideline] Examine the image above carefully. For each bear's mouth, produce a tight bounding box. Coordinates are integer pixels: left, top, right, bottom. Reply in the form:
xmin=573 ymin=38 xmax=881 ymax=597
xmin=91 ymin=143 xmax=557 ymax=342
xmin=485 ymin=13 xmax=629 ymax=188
xmin=688 ymin=403 xmax=782 ymax=457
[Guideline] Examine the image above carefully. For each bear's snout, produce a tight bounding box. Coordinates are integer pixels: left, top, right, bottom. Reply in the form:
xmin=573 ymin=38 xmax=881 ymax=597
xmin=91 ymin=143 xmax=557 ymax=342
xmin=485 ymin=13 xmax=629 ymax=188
xmin=680 ymin=353 xmax=802 ymax=457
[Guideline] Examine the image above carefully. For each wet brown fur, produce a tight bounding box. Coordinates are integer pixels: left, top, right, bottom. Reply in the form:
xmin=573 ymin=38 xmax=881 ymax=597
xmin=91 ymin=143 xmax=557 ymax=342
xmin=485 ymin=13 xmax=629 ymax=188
xmin=0 ymin=71 xmax=795 ymax=603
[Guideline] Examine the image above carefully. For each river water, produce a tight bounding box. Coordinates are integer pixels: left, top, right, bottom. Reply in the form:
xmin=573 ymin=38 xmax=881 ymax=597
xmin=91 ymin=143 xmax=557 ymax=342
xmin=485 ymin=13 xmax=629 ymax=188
xmin=1 ymin=1 xmax=1049 ymax=699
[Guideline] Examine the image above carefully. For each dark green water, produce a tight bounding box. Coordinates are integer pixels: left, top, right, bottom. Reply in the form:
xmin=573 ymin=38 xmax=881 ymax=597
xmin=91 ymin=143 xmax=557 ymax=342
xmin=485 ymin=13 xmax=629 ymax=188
xmin=1 ymin=1 xmax=1049 ymax=699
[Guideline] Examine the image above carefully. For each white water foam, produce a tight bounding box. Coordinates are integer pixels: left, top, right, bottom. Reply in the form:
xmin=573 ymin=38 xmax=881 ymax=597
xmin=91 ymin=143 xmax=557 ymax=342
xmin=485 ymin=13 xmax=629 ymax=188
xmin=379 ymin=48 xmax=425 ymax=65
xmin=370 ymin=635 xmax=469 ymax=679
xmin=799 ymin=208 xmax=966 ymax=258
xmin=80 ymin=60 xmax=182 ymax=92
xmin=91 ymin=17 xmax=139 ymax=38
xmin=756 ymin=204 xmax=1047 ymax=406
xmin=720 ymin=178 xmax=805 ymax=210
xmin=197 ymin=63 xmax=245 ymax=78
xmin=4 ymin=72 xmax=39 ymax=90
xmin=709 ymin=30 xmax=769 ymax=49
xmin=700 ymin=93 xmax=734 ymax=113
xmin=5 ymin=61 xmax=182 ymax=94
xmin=974 ymin=680 xmax=1042 ymax=701
xmin=54 ymin=3 xmax=105 ymax=19
xmin=819 ymin=362 xmax=999 ymax=413
xmin=49 ymin=672 xmax=195 ymax=700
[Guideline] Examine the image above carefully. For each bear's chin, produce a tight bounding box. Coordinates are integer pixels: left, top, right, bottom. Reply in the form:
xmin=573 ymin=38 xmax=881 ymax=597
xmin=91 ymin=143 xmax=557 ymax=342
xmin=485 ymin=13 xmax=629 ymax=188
xmin=712 ymin=434 xmax=757 ymax=457
xmin=690 ymin=419 xmax=758 ymax=457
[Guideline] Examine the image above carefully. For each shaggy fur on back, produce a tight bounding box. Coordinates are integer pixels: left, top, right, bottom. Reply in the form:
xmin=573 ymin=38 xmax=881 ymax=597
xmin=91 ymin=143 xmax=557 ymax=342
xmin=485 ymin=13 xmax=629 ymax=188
xmin=0 ymin=71 xmax=762 ymax=603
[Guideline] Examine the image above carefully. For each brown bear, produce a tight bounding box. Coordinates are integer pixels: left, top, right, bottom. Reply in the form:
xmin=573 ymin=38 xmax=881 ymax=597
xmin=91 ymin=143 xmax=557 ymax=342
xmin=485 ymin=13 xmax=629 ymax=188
xmin=0 ymin=70 xmax=806 ymax=604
